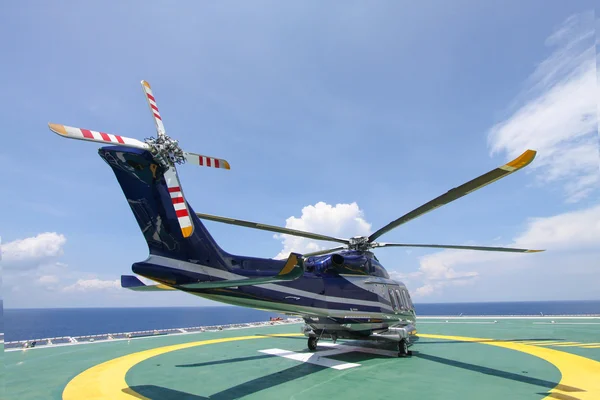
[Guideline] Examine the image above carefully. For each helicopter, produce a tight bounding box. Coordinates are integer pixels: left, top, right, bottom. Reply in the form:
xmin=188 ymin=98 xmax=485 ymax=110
xmin=48 ymin=80 xmax=543 ymax=357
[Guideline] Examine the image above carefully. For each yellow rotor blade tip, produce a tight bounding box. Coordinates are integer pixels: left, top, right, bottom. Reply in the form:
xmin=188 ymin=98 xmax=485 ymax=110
xmin=48 ymin=123 xmax=67 ymax=136
xmin=142 ymin=80 xmax=151 ymax=89
xmin=505 ymin=149 xmax=537 ymax=169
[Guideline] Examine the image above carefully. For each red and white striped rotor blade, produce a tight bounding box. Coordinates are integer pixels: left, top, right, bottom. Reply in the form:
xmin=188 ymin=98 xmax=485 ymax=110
xmin=164 ymin=166 xmax=194 ymax=238
xmin=183 ymin=151 xmax=231 ymax=170
xmin=48 ymin=123 xmax=149 ymax=149
xmin=140 ymin=80 xmax=166 ymax=136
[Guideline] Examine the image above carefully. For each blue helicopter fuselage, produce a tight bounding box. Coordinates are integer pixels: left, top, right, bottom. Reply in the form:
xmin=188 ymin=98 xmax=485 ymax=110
xmin=101 ymin=146 xmax=416 ymax=336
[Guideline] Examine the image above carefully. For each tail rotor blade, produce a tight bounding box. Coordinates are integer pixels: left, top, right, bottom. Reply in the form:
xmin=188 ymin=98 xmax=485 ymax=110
xmin=140 ymin=80 xmax=166 ymax=136
xmin=48 ymin=123 xmax=149 ymax=149
xmin=164 ymin=166 xmax=194 ymax=238
xmin=184 ymin=151 xmax=231 ymax=170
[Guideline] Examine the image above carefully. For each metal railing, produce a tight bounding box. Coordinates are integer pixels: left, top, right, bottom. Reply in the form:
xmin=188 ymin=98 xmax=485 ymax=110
xmin=4 ymin=317 xmax=304 ymax=350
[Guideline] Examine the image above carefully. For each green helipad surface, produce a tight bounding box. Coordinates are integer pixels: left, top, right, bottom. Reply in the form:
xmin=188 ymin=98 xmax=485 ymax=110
xmin=4 ymin=318 xmax=600 ymax=400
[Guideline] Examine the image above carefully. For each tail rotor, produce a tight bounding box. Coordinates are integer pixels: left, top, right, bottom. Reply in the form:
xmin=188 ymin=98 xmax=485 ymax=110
xmin=48 ymin=80 xmax=231 ymax=239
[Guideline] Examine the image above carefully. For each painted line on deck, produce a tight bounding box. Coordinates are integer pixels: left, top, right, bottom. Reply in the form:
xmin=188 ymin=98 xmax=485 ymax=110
xmin=533 ymin=322 xmax=600 ymax=325
xmin=535 ymin=342 xmax=581 ymax=347
xmin=417 ymin=321 xmax=499 ymax=324
xmin=62 ymin=333 xmax=600 ymax=400
xmin=258 ymin=342 xmax=402 ymax=370
xmin=259 ymin=348 xmax=360 ymax=370
xmin=519 ymin=341 xmax=566 ymax=345
xmin=419 ymin=334 xmax=600 ymax=400
xmin=62 ymin=333 xmax=304 ymax=400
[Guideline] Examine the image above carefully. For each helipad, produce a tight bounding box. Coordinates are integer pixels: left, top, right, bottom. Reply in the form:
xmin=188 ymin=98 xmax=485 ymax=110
xmin=4 ymin=317 xmax=600 ymax=399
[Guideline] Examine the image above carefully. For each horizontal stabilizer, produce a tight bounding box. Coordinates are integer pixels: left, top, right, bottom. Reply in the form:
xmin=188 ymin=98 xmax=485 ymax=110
xmin=180 ymin=253 xmax=304 ymax=290
xmin=121 ymin=275 xmax=176 ymax=291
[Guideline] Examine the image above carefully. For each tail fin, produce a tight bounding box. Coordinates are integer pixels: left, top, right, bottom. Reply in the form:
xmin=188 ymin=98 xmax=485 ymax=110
xmin=99 ymin=146 xmax=231 ymax=271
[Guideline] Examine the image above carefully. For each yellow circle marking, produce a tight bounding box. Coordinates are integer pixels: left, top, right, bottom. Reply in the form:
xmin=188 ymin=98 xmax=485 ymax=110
xmin=62 ymin=333 xmax=600 ymax=400
xmin=62 ymin=333 xmax=303 ymax=400
xmin=419 ymin=334 xmax=600 ymax=400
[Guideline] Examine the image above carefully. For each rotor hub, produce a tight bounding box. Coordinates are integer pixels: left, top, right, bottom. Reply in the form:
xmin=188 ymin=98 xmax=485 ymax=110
xmin=145 ymin=134 xmax=185 ymax=168
xmin=348 ymin=236 xmax=371 ymax=251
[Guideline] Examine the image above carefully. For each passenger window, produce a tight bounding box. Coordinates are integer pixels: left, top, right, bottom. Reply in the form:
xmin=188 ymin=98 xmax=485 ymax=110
xmin=395 ymin=289 xmax=405 ymax=309
xmin=400 ymin=290 xmax=410 ymax=309
xmin=388 ymin=289 xmax=397 ymax=310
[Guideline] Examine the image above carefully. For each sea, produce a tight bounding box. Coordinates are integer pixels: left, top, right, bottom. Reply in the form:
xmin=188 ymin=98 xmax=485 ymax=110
xmin=3 ymin=300 xmax=600 ymax=342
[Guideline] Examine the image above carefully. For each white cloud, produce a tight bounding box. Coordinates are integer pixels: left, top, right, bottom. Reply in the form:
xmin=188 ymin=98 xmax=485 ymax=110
xmin=35 ymin=274 xmax=61 ymax=292
xmin=403 ymin=203 xmax=600 ymax=298
xmin=389 ymin=271 xmax=422 ymax=282
xmin=2 ymin=232 xmax=66 ymax=270
xmin=487 ymin=11 xmax=599 ymax=203
xmin=403 ymin=11 xmax=600 ymax=300
xmin=63 ymin=278 xmax=120 ymax=292
xmin=1 ymin=232 xmax=124 ymax=305
xmin=38 ymin=275 xmax=59 ymax=285
xmin=415 ymin=284 xmax=435 ymax=297
xmin=513 ymin=204 xmax=600 ymax=249
xmin=274 ymin=201 xmax=371 ymax=259
xmin=393 ymin=252 xmax=481 ymax=298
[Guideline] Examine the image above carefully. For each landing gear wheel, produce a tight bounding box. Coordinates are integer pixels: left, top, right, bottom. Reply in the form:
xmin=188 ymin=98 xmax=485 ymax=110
xmin=398 ymin=338 xmax=411 ymax=357
xmin=308 ymin=337 xmax=318 ymax=351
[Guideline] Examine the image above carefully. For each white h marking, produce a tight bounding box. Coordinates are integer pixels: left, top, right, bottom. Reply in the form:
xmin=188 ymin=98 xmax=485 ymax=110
xmin=259 ymin=342 xmax=399 ymax=370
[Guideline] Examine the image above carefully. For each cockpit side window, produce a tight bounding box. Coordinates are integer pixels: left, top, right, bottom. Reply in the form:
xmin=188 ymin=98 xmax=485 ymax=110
xmin=404 ymin=290 xmax=414 ymax=308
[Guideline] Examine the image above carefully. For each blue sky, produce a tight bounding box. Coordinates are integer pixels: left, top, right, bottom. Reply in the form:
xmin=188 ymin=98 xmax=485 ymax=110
xmin=1 ymin=2 xmax=598 ymax=308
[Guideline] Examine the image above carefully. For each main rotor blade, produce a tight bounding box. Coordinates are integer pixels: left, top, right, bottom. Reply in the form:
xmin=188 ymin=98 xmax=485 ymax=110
xmin=194 ymin=212 xmax=350 ymax=245
xmin=368 ymin=149 xmax=537 ymax=242
xmin=374 ymin=242 xmax=544 ymax=253
xmin=141 ymin=80 xmax=166 ymax=136
xmin=48 ymin=123 xmax=149 ymax=149
xmin=301 ymin=246 xmax=347 ymax=257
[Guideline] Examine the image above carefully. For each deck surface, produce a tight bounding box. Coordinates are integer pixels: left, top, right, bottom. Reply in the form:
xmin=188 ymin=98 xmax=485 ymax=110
xmin=4 ymin=317 xmax=600 ymax=400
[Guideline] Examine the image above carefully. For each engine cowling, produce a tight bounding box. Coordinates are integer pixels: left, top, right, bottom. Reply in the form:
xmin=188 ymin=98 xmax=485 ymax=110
xmin=331 ymin=254 xmax=345 ymax=266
